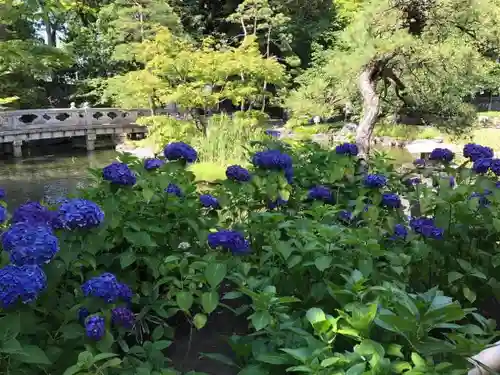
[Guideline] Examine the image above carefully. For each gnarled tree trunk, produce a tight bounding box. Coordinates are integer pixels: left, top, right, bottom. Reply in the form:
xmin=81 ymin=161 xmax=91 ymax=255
xmin=356 ymin=64 xmax=381 ymax=157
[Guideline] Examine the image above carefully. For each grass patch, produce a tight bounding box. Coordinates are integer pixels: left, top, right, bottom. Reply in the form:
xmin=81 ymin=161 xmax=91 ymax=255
xmin=478 ymin=111 xmax=500 ymax=117
xmin=188 ymin=162 xmax=228 ymax=182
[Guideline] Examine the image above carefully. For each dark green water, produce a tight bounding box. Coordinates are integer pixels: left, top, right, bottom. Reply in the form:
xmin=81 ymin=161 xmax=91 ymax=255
xmin=0 ymin=149 xmax=117 ymax=208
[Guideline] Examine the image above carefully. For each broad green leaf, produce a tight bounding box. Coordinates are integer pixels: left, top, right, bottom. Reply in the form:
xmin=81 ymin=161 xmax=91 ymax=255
xmin=306 ymin=308 xmax=326 ymax=325
xmin=120 ymin=251 xmax=136 ymax=268
xmin=201 ymin=291 xmax=219 ymax=314
xmin=314 ymin=255 xmax=332 ymax=272
xmin=463 ymin=286 xmax=477 ymax=303
xmin=447 ymin=271 xmax=463 ymax=284
xmin=255 ymin=352 xmax=293 ymax=365
xmin=193 ymin=313 xmax=207 ymax=329
xmin=204 ymin=263 xmax=227 ymax=288
xmin=281 ymin=347 xmax=311 ymax=363
xmin=251 ymin=311 xmax=272 ymax=331
xmin=12 ymin=345 xmax=51 ymax=364
xmin=176 ymin=291 xmax=194 ymax=311
xmin=346 ymin=363 xmax=366 ymax=375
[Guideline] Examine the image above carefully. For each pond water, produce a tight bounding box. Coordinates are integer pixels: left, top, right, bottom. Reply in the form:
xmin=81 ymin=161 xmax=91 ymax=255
xmin=0 ymin=147 xmax=117 ymax=208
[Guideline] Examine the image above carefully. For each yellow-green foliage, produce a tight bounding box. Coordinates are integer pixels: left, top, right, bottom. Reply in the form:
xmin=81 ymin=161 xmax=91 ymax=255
xmin=102 ymin=27 xmax=286 ymax=112
xmin=136 ymin=115 xmax=198 ymax=152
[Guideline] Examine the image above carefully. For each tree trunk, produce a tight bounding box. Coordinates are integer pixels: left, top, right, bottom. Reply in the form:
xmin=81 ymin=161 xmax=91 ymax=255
xmin=356 ymin=65 xmax=381 ymax=157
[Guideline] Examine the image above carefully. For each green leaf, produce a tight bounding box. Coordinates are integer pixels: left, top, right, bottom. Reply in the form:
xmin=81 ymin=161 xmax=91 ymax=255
xmin=255 ymin=352 xmax=293 ymax=365
xmin=125 ymin=231 xmax=157 ymax=248
xmin=200 ymin=352 xmax=238 ymax=367
xmin=463 ymin=286 xmax=477 ymax=303
xmin=152 ymin=340 xmax=172 ymax=351
xmin=251 ymin=311 xmax=272 ymax=331
xmin=321 ymin=357 xmax=340 ymax=367
xmin=346 ymin=363 xmax=366 ymax=375
xmin=238 ymin=365 xmax=269 ymax=375
xmin=447 ymin=271 xmax=463 ymax=284
xmin=142 ymin=188 xmax=154 ymax=202
xmin=96 ymin=332 xmax=114 ymax=353
xmin=314 ymin=255 xmax=332 ymax=272
xmin=387 ymin=344 xmax=404 ymax=358
xmin=92 ymin=353 xmax=119 ymax=363
xmin=62 ymin=365 xmax=82 ymax=375
xmin=120 ymin=251 xmax=136 ymax=268
xmin=281 ymin=348 xmax=311 ymax=363
xmin=176 ymin=291 xmax=194 ymax=311
xmin=151 ymin=326 xmax=164 ymax=341
xmin=201 ymin=291 xmax=219 ymax=314
xmin=306 ymin=308 xmax=326 ymax=324
xmin=204 ymin=263 xmax=227 ymax=288
xmin=411 ymin=352 xmax=427 ymax=368
xmin=193 ymin=313 xmax=207 ymax=329
xmin=12 ymin=345 xmax=51 ymax=364
xmin=100 ymin=358 xmax=122 ymax=369
xmin=0 ymin=338 xmax=23 ymax=354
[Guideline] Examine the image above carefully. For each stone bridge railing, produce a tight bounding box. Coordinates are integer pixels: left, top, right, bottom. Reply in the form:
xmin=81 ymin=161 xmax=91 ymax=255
xmin=0 ymin=107 xmax=171 ymax=130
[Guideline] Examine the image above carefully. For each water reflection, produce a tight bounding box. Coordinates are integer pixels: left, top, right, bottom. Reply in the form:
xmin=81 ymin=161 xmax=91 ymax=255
xmin=0 ymin=149 xmax=117 ymax=208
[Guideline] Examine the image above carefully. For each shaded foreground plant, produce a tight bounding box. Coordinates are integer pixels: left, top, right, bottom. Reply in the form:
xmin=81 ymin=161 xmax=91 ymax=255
xmin=0 ymin=141 xmax=499 ymax=375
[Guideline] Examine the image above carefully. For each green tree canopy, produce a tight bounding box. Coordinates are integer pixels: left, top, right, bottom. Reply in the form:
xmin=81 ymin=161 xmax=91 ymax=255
xmin=101 ymin=27 xmax=286 ymax=132
xmin=287 ymin=0 xmax=500 ymax=154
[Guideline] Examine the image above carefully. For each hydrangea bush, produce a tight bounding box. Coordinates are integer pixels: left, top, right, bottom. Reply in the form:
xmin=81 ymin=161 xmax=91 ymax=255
xmin=0 ymin=141 xmax=499 ymax=374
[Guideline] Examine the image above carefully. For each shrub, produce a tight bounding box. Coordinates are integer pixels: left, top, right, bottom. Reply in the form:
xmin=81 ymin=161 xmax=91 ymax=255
xmin=0 ymin=140 xmax=499 ymax=375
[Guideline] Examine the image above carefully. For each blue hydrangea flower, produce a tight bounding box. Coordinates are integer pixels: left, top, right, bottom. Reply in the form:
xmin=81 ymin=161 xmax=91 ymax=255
xmin=265 ymin=129 xmax=281 ymax=137
xmin=78 ymin=307 xmax=90 ymax=324
xmin=200 ymin=194 xmax=219 ymax=209
xmin=413 ymin=158 xmax=425 ymax=167
xmin=335 ymin=142 xmax=358 ymax=156
xmin=226 ymin=165 xmax=251 ymax=182
xmin=0 ymin=206 xmax=6 ymax=223
xmin=252 ymin=149 xmax=293 ymax=171
xmin=338 ymin=210 xmax=353 ymax=223
xmin=267 ymin=197 xmax=288 ymax=209
xmin=472 ymin=158 xmax=492 ymax=174
xmin=391 ymin=224 xmax=408 ymax=240
xmin=496 ymin=181 xmax=500 ymax=189
xmin=144 ymin=158 xmax=165 ymax=170
xmin=208 ymin=229 xmax=250 ymax=255
xmin=0 ymin=264 xmax=47 ymax=308
xmin=0 ymin=189 xmax=6 ymax=199
xmin=448 ymin=176 xmax=456 ymax=188
xmin=52 ymin=199 xmax=104 ymax=230
xmin=404 ymin=177 xmax=421 ymax=186
xmin=163 ymin=142 xmax=197 ymax=163
xmin=81 ymin=273 xmax=133 ymax=303
xmin=363 ymin=174 xmax=387 ymax=188
xmin=381 ymin=193 xmax=401 ymax=209
xmin=85 ymin=315 xmax=105 ymax=340
xmin=3 ymin=224 xmax=59 ymax=266
xmin=12 ymin=201 xmax=54 ymax=226
xmin=429 ymin=148 xmax=454 ymax=162
xmin=410 ymin=217 xmax=444 ymax=239
xmin=165 ymin=183 xmax=182 ymax=197
xmin=308 ymin=185 xmax=334 ymax=203
xmin=469 ymin=190 xmax=492 ymax=207
xmin=490 ymin=159 xmax=500 ymax=176
xmin=103 ymin=162 xmax=136 ymax=186
xmin=463 ymin=143 xmax=494 ymax=161
xmin=111 ymin=307 xmax=135 ymax=329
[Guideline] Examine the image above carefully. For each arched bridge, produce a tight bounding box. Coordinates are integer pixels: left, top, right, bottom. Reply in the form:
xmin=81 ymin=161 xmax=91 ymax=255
xmin=0 ymin=107 xmax=169 ymax=157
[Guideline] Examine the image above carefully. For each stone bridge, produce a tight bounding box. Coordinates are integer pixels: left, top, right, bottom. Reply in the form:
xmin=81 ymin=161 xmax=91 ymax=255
xmin=0 ymin=107 xmax=168 ymax=157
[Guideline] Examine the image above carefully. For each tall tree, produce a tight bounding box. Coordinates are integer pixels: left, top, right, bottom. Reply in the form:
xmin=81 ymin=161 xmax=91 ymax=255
xmin=0 ymin=0 xmax=70 ymax=108
xmin=287 ymin=0 xmax=500 ymax=155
